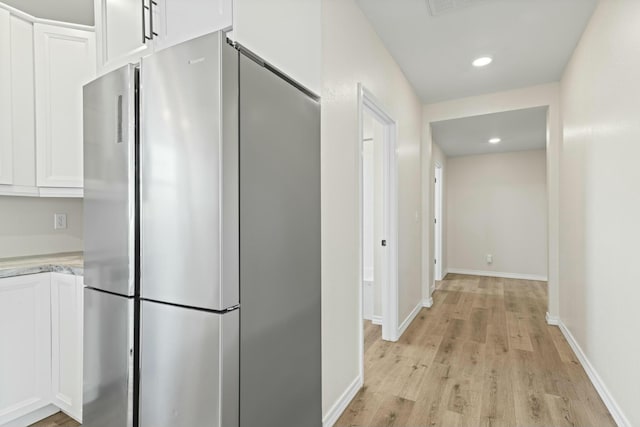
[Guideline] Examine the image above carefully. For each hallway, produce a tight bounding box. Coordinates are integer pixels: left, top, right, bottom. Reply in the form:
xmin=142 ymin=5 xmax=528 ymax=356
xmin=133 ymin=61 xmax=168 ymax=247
xmin=337 ymin=274 xmax=615 ymax=427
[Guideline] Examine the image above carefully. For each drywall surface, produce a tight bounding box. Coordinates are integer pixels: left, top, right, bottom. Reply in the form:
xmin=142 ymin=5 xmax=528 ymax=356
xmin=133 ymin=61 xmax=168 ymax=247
xmin=446 ymin=150 xmax=547 ymax=278
xmin=560 ymin=1 xmax=640 ymax=425
xmin=231 ymin=0 xmax=321 ymax=95
xmin=423 ymin=82 xmax=560 ymax=315
xmin=0 ymin=0 xmax=93 ymax=25
xmin=322 ymin=0 xmax=423 ymax=419
xmin=0 ymin=197 xmax=83 ymax=258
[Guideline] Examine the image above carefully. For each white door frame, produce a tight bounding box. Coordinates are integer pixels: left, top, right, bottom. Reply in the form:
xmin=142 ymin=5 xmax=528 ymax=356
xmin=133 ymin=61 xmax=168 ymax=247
xmin=434 ymin=163 xmax=443 ymax=283
xmin=357 ymin=84 xmax=400 ymax=379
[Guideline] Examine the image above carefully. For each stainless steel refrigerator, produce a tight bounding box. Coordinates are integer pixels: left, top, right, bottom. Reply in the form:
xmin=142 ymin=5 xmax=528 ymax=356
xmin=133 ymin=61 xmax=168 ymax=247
xmin=83 ymin=31 xmax=321 ymax=427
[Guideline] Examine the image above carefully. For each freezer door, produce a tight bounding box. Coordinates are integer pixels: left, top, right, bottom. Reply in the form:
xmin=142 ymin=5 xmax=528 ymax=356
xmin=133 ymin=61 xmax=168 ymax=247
xmin=139 ymin=301 xmax=239 ymax=427
xmin=140 ymin=31 xmax=239 ymax=311
xmin=82 ymin=288 xmax=135 ymax=427
xmin=83 ymin=64 xmax=136 ymax=297
xmin=239 ymin=54 xmax=322 ymax=427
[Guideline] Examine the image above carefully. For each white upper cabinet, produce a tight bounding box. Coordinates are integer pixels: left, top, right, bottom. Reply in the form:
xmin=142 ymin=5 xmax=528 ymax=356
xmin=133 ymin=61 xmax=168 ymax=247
xmin=0 ymin=8 xmax=12 ymax=185
xmin=152 ymin=0 xmax=232 ymax=51
xmin=0 ymin=3 xmax=95 ymax=197
xmin=94 ymin=0 xmax=152 ymax=74
xmin=34 ymin=23 xmax=96 ymax=189
xmin=95 ymin=0 xmax=232 ymax=75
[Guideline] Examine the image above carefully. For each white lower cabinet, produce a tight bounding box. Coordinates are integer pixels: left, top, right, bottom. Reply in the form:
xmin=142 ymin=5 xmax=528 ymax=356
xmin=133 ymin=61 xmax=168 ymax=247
xmin=50 ymin=273 xmax=84 ymax=421
xmin=0 ymin=274 xmax=51 ymax=425
xmin=0 ymin=273 xmax=83 ymax=425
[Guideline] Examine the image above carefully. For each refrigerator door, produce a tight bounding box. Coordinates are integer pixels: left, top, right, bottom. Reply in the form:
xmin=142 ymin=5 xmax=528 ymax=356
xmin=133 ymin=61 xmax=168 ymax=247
xmin=140 ymin=31 xmax=239 ymax=311
xmin=82 ymin=288 xmax=135 ymax=427
xmin=83 ymin=64 xmax=137 ymax=297
xmin=139 ymin=301 xmax=239 ymax=427
xmin=239 ymin=53 xmax=322 ymax=427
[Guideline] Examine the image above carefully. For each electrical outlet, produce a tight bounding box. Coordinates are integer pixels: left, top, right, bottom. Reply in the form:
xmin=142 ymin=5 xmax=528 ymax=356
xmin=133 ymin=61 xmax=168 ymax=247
xmin=486 ymin=254 xmax=493 ymax=264
xmin=54 ymin=213 xmax=67 ymax=230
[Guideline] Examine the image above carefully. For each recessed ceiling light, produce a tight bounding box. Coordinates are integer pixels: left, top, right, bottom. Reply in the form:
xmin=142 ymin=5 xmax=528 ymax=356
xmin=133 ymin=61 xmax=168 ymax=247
xmin=473 ymin=56 xmax=493 ymax=67
xmin=488 ymin=138 xmax=501 ymax=144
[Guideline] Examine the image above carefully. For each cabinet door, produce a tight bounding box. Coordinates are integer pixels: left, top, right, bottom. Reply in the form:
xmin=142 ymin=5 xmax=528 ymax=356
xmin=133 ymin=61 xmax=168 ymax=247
xmin=34 ymin=24 xmax=96 ymax=189
xmin=0 ymin=274 xmax=51 ymax=425
xmin=153 ymin=0 xmax=232 ymax=51
xmin=0 ymin=8 xmax=12 ymax=184
xmin=51 ymin=273 xmax=83 ymax=422
xmin=95 ymin=0 xmax=153 ymax=74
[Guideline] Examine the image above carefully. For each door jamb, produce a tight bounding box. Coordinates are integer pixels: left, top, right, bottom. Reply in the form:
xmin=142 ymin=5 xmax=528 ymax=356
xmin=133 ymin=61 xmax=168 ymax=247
xmin=357 ymin=83 xmax=400 ymax=386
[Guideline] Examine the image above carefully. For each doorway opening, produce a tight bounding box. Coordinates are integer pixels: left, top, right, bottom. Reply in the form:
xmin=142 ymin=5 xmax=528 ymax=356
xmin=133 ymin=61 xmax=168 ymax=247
xmin=358 ymin=83 xmax=399 ymax=382
xmin=434 ymin=163 xmax=443 ymax=285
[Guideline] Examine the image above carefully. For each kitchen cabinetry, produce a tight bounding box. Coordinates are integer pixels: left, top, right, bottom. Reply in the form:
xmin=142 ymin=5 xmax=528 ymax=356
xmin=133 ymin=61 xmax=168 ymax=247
xmin=94 ymin=0 xmax=232 ymax=74
xmin=0 ymin=3 xmax=95 ymax=197
xmin=34 ymin=24 xmax=96 ymax=191
xmin=0 ymin=274 xmax=52 ymax=425
xmin=0 ymin=273 xmax=84 ymax=425
xmin=152 ymin=0 xmax=232 ymax=51
xmin=50 ymin=273 xmax=84 ymax=421
xmin=0 ymin=8 xmax=12 ymax=185
xmin=94 ymin=0 xmax=151 ymax=74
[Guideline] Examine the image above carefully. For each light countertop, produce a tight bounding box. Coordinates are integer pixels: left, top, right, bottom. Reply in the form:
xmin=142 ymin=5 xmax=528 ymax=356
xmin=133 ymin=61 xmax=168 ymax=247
xmin=0 ymin=252 xmax=84 ymax=279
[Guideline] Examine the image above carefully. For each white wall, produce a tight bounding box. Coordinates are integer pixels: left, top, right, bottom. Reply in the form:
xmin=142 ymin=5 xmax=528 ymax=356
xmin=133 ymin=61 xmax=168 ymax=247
xmin=231 ymin=0 xmax=321 ymax=95
xmin=0 ymin=0 xmax=93 ymax=25
xmin=322 ymin=0 xmax=423 ymax=421
xmin=559 ymin=1 xmax=640 ymax=425
xmin=422 ymin=82 xmax=561 ymax=315
xmin=0 ymin=197 xmax=83 ymax=258
xmin=446 ymin=150 xmax=548 ymax=279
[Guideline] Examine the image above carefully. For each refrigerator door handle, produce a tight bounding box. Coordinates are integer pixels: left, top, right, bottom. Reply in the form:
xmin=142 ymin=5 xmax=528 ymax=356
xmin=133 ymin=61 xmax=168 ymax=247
xmin=116 ymin=95 xmax=124 ymax=143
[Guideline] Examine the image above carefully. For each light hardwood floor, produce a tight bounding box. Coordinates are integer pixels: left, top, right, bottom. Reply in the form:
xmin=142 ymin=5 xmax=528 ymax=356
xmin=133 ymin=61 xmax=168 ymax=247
xmin=336 ymin=274 xmax=616 ymax=427
xmin=29 ymin=412 xmax=79 ymax=427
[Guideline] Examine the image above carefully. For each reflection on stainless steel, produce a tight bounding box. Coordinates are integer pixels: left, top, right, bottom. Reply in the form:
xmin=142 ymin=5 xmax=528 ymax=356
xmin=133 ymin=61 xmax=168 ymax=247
xmin=83 ymin=30 xmax=321 ymax=427
xmin=138 ymin=301 xmax=238 ymax=427
xmin=83 ymin=65 xmax=136 ymax=297
xmin=82 ymin=288 xmax=134 ymax=427
xmin=140 ymin=31 xmax=239 ymax=311
xmin=239 ymin=51 xmax=322 ymax=427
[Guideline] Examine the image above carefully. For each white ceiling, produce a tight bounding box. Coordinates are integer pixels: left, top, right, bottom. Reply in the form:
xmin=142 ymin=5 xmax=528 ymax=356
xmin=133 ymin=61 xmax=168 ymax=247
xmin=431 ymin=106 xmax=547 ymax=157
xmin=356 ymin=0 xmax=597 ymax=103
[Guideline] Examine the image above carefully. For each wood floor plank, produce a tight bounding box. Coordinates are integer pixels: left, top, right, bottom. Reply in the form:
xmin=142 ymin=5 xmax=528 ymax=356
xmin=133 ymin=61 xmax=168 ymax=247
xmin=341 ymin=274 xmax=616 ymax=426
xmin=367 ymin=395 xmax=415 ymax=427
xmin=29 ymin=412 xmax=79 ymax=427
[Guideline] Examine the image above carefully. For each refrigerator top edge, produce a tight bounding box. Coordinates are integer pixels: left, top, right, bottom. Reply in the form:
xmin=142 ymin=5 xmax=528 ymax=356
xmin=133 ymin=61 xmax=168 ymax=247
xmin=232 ymin=41 xmax=320 ymax=103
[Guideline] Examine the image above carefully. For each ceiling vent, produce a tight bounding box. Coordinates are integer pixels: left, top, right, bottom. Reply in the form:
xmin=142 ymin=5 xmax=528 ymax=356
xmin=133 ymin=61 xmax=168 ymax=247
xmin=427 ymin=0 xmax=491 ymax=16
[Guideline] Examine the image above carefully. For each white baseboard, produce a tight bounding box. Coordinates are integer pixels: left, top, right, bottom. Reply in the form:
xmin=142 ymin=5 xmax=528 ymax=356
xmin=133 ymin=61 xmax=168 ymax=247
xmin=395 ymin=301 xmax=422 ymax=340
xmin=422 ymin=297 xmax=433 ymax=308
xmin=322 ymin=375 xmax=363 ymax=427
xmin=2 ymin=404 xmax=59 ymax=427
xmin=556 ymin=320 xmax=631 ymax=427
xmin=447 ymin=268 xmax=547 ymax=282
xmin=545 ymin=312 xmax=559 ymax=325
xmin=371 ymin=315 xmax=382 ymax=325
